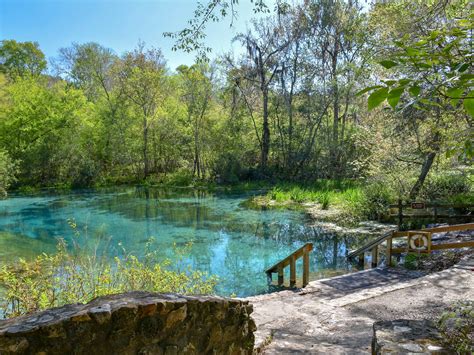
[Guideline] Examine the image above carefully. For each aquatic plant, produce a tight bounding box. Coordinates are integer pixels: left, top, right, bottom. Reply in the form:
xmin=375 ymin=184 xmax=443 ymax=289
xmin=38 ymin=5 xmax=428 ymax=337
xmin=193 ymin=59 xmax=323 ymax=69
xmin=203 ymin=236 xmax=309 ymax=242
xmin=0 ymin=221 xmax=217 ymax=318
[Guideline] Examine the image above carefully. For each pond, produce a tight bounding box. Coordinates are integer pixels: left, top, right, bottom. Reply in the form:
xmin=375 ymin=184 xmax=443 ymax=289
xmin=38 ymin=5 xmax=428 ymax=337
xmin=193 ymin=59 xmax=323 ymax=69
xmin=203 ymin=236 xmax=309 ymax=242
xmin=0 ymin=186 xmax=365 ymax=297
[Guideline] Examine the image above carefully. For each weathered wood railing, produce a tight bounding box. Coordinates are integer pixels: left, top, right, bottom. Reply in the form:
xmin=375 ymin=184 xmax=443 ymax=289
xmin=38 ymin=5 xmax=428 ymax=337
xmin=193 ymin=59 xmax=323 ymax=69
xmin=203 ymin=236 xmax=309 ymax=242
xmin=265 ymin=243 xmax=313 ymax=288
xmin=389 ymin=200 xmax=473 ymax=228
xmin=348 ymin=223 xmax=474 ymax=267
xmin=347 ymin=231 xmax=395 ymax=267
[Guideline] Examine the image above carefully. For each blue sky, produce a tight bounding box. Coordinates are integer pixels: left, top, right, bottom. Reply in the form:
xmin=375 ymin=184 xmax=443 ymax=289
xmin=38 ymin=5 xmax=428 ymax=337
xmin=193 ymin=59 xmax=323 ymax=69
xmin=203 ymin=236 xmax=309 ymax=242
xmin=0 ymin=0 xmax=275 ymax=70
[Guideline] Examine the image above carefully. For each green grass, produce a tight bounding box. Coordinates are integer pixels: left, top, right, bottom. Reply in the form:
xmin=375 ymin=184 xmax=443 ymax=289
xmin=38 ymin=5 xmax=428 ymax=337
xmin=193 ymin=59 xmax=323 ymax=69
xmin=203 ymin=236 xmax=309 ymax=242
xmin=260 ymin=180 xmax=364 ymax=209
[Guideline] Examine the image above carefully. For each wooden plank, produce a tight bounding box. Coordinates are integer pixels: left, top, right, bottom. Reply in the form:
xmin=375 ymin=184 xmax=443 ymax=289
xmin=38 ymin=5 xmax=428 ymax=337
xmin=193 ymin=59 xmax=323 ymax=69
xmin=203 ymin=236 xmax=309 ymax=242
xmin=430 ymin=241 xmax=474 ymax=250
xmin=422 ymin=223 xmax=474 ymax=234
xmin=392 ymin=241 xmax=474 ymax=254
xmin=398 ymin=199 xmax=403 ymax=228
xmin=393 ymin=223 xmax=474 ymax=238
xmin=302 ymin=249 xmax=309 ymax=287
xmin=290 ymin=255 xmax=296 ymax=287
xmin=265 ymin=243 xmax=313 ymax=273
xmin=347 ymin=231 xmax=395 ymax=259
xmin=386 ymin=237 xmax=392 ymax=267
xmin=371 ymin=246 xmax=378 ymax=268
xmin=388 ymin=214 xmax=474 ymax=218
xmin=389 ymin=203 xmax=474 ymax=209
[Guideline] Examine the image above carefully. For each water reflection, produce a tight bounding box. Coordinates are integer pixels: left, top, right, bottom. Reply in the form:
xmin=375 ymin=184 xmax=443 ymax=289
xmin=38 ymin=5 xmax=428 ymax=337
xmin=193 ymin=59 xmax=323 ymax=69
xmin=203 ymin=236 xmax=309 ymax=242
xmin=0 ymin=187 xmax=369 ymax=296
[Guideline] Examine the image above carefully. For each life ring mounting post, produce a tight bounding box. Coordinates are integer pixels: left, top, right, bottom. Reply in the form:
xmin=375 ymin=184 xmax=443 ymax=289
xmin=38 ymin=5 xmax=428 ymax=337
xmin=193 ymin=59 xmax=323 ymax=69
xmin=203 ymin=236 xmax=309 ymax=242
xmin=407 ymin=231 xmax=432 ymax=253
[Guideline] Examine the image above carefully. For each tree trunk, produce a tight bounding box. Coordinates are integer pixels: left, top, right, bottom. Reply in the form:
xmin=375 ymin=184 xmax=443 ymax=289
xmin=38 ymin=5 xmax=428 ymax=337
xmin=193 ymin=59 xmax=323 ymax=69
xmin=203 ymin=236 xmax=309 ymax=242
xmin=143 ymin=115 xmax=149 ymax=178
xmin=261 ymin=88 xmax=270 ymax=171
xmin=409 ymin=151 xmax=436 ymax=200
xmin=331 ymin=38 xmax=340 ymax=178
xmin=410 ymin=105 xmax=442 ymax=200
xmin=193 ymin=120 xmax=201 ymax=178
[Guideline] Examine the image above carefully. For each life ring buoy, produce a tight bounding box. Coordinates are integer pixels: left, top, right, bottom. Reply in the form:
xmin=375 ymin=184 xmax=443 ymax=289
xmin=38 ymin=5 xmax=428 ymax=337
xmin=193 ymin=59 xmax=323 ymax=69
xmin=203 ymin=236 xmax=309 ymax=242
xmin=409 ymin=234 xmax=428 ymax=251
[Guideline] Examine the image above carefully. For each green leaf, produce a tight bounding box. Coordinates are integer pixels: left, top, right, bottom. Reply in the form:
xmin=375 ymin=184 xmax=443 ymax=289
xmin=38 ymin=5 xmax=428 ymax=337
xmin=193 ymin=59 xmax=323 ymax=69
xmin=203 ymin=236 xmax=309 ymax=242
xmin=368 ymin=87 xmax=389 ymax=110
xmin=355 ymin=85 xmax=382 ymax=97
xmin=456 ymin=63 xmax=469 ymax=73
xmin=463 ymin=91 xmax=474 ymax=118
xmin=419 ymin=98 xmax=442 ymax=108
xmin=398 ymin=79 xmax=411 ymax=86
xmin=387 ymin=87 xmax=404 ymax=108
xmin=379 ymin=60 xmax=398 ymax=69
xmin=447 ymin=88 xmax=464 ymax=106
xmin=460 ymin=74 xmax=474 ymax=81
xmin=406 ymin=48 xmax=421 ymax=56
xmin=417 ymin=62 xmax=432 ymax=69
xmin=409 ymin=85 xmax=421 ymax=97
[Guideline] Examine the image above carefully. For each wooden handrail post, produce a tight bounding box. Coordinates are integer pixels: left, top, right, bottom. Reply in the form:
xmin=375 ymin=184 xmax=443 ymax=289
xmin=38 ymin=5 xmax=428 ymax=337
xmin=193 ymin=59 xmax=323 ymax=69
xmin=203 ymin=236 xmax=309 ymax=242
xmin=290 ymin=255 xmax=296 ymax=287
xmin=266 ymin=271 xmax=272 ymax=285
xmin=398 ymin=198 xmax=403 ymax=229
xmin=358 ymin=253 xmax=364 ymax=267
xmin=278 ymin=265 xmax=284 ymax=286
xmin=371 ymin=246 xmax=378 ymax=268
xmin=386 ymin=235 xmax=392 ymax=267
xmin=303 ymin=247 xmax=310 ymax=287
xmin=264 ymin=243 xmax=313 ymax=289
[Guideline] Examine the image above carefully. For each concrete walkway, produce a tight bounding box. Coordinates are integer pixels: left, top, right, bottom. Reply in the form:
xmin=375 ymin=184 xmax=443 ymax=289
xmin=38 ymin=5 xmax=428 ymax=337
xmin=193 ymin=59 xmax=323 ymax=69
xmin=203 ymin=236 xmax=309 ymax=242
xmin=247 ymin=255 xmax=474 ymax=354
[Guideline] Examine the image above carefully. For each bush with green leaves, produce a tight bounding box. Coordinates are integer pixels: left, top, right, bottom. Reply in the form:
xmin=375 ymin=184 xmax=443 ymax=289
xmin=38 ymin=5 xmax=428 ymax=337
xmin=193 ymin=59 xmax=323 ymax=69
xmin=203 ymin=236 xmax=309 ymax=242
xmin=0 ymin=222 xmax=217 ymax=318
xmin=0 ymin=149 xmax=17 ymax=198
xmin=355 ymin=181 xmax=393 ymax=220
xmin=420 ymin=173 xmax=472 ymax=202
xmin=438 ymin=301 xmax=474 ymax=353
xmin=159 ymin=168 xmax=195 ymax=187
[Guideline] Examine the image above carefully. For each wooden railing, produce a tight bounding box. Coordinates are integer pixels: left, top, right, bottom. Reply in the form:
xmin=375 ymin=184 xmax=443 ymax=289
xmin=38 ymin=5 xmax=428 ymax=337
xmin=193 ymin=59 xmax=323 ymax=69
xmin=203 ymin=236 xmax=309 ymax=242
xmin=265 ymin=243 xmax=313 ymax=288
xmin=348 ymin=223 xmax=474 ymax=267
xmin=389 ymin=200 xmax=473 ymax=227
xmin=347 ymin=231 xmax=395 ymax=267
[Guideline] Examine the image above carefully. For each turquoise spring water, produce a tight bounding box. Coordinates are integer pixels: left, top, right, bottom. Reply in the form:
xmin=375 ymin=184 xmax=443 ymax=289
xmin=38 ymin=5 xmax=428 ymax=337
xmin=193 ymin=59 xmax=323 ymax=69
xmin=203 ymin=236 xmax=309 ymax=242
xmin=0 ymin=186 xmax=363 ymax=297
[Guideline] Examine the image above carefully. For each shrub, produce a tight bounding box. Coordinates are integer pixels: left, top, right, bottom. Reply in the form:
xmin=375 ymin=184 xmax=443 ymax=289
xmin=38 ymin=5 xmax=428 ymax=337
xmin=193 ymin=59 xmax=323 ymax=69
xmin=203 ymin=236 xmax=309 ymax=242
xmin=212 ymin=152 xmax=243 ymax=184
xmin=160 ymin=168 xmax=195 ymax=186
xmin=438 ymin=301 xmax=474 ymax=353
xmin=403 ymin=252 xmax=428 ymax=270
xmin=420 ymin=173 xmax=471 ymax=202
xmin=0 ymin=222 xmax=217 ymax=318
xmin=356 ymin=181 xmax=393 ymax=220
xmin=0 ymin=149 xmax=17 ymax=198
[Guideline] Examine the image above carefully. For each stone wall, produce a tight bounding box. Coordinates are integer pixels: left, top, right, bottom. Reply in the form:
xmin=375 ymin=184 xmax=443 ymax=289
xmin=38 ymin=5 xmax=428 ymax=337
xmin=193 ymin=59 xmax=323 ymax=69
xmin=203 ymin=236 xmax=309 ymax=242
xmin=0 ymin=291 xmax=256 ymax=354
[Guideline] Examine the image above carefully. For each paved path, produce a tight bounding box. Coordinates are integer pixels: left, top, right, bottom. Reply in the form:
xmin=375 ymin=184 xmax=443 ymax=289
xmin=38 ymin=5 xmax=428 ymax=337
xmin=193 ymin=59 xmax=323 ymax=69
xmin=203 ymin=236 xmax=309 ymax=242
xmin=247 ymin=255 xmax=474 ymax=354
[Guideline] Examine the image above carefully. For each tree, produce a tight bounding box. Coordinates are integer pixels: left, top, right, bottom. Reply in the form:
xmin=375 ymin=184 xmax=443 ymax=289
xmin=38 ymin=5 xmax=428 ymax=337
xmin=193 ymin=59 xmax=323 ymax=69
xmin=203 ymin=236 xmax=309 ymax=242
xmin=55 ymin=42 xmax=130 ymax=171
xmin=0 ymin=75 xmax=90 ymax=185
xmin=0 ymin=40 xmax=47 ymax=78
xmin=118 ymin=44 xmax=167 ymax=178
xmin=232 ymin=17 xmax=290 ymax=171
xmin=163 ymin=0 xmax=271 ymax=59
xmin=362 ymin=8 xmax=473 ymax=198
xmin=55 ymin=42 xmax=118 ymax=101
xmin=177 ymin=64 xmax=214 ymax=178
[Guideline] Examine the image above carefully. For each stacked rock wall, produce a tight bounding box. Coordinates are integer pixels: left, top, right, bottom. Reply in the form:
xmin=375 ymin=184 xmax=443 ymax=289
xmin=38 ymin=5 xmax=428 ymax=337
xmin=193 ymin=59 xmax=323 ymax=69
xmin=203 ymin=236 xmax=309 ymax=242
xmin=0 ymin=291 xmax=255 ymax=354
